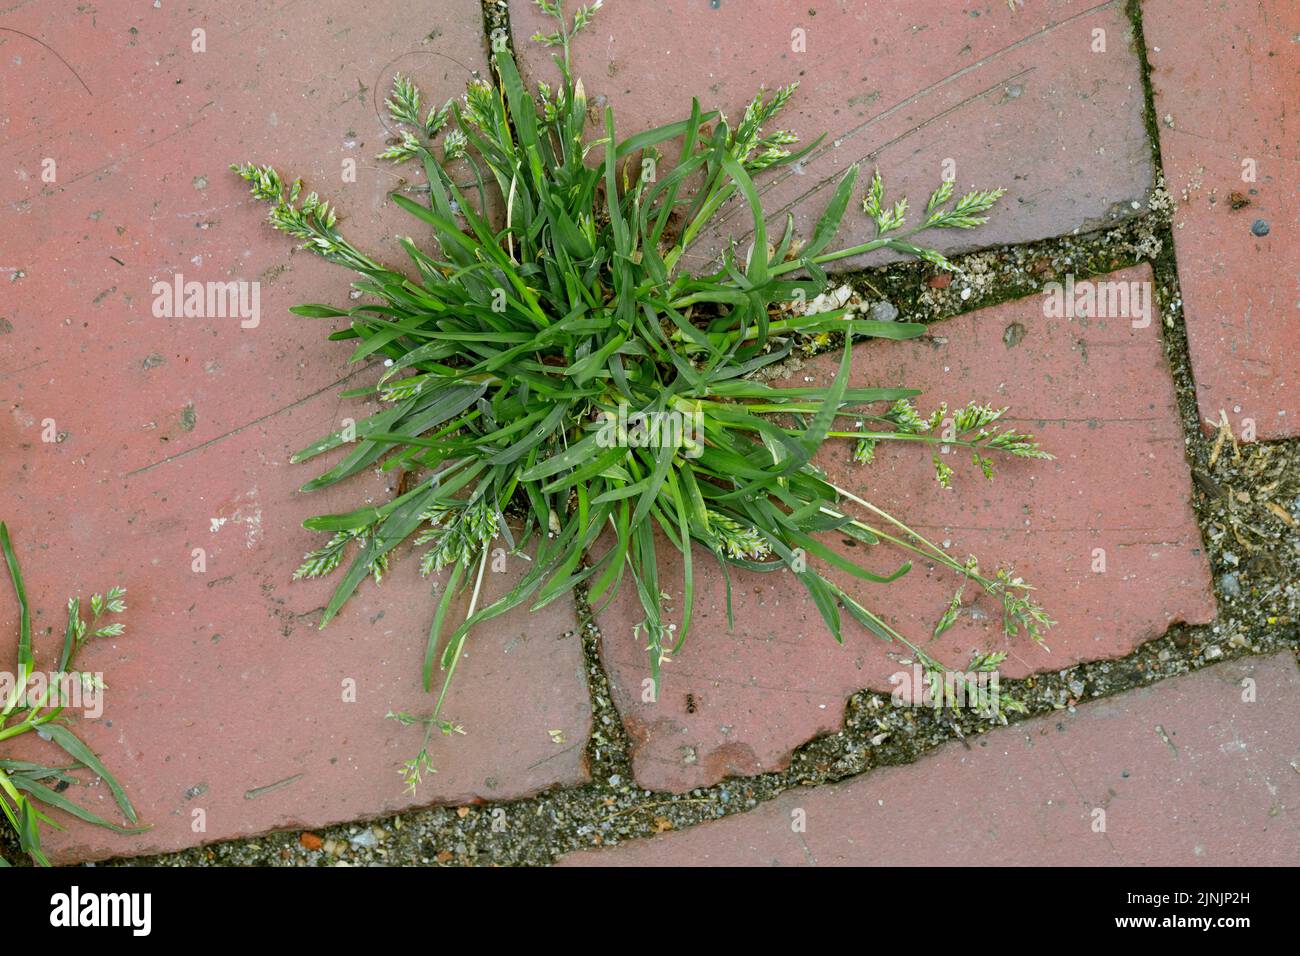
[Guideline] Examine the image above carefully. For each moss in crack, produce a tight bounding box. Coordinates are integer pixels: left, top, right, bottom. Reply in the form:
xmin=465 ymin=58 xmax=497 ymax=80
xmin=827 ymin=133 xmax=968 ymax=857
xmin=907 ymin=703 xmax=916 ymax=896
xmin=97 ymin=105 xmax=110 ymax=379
xmin=1120 ymin=0 xmax=1298 ymax=650
xmin=1147 ymin=220 xmax=1300 ymax=647
xmin=480 ymin=0 xmax=514 ymax=57
xmin=96 ymin=632 xmax=1296 ymax=867
xmin=575 ymin=585 xmax=634 ymax=785
xmin=1126 ymin=0 xmax=1167 ymax=172
xmin=752 ymin=202 xmax=1172 ymax=384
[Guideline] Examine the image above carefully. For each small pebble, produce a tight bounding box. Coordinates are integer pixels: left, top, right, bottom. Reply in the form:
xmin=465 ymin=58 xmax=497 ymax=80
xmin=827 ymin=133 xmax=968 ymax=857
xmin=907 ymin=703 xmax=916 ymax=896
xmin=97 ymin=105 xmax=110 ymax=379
xmin=867 ymin=300 xmax=899 ymax=323
xmin=1250 ymin=219 xmax=1270 ymax=237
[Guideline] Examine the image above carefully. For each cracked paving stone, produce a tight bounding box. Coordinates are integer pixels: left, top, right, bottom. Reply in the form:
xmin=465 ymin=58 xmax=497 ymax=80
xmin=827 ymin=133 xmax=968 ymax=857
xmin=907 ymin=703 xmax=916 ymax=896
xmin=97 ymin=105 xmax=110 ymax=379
xmin=1142 ymin=0 xmax=1299 ymax=440
xmin=594 ymin=265 xmax=1216 ymax=793
xmin=510 ymin=0 xmax=1154 ymax=272
xmin=0 ymin=0 xmax=489 ymax=475
xmin=560 ymin=651 xmax=1299 ymax=865
xmin=1 ymin=0 xmax=593 ymax=865
xmin=3 ymin=399 xmax=592 ymax=864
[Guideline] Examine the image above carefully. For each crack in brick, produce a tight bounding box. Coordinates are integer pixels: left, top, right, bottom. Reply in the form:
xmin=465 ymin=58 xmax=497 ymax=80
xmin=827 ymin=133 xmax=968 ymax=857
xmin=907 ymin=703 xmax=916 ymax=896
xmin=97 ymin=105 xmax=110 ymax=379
xmin=718 ymin=67 xmax=1036 ymax=233
xmin=122 ymin=362 xmax=379 ymax=478
xmin=742 ymin=0 xmax=1124 ymax=205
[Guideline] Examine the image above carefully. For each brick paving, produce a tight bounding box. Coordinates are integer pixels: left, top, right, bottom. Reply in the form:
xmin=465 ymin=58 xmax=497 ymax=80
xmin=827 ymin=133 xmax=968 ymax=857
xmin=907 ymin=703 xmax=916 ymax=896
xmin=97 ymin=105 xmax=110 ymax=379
xmin=2 ymin=0 xmax=590 ymax=864
xmin=0 ymin=0 xmax=1292 ymax=864
xmin=596 ymin=264 xmax=1216 ymax=792
xmin=510 ymin=0 xmax=1155 ymax=271
xmin=1143 ymin=0 xmax=1299 ymax=441
xmin=560 ymin=652 xmax=1300 ymax=866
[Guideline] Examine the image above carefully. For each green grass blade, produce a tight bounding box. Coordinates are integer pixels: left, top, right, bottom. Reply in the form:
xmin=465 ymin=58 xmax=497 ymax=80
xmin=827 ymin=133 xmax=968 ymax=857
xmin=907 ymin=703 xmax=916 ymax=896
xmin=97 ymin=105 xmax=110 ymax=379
xmin=40 ymin=724 xmax=138 ymax=825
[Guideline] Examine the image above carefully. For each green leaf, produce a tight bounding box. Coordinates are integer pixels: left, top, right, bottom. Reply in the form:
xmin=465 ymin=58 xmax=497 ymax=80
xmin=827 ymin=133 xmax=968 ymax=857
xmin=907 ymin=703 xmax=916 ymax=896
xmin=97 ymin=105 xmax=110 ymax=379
xmin=799 ymin=339 xmax=853 ymax=457
xmin=40 ymin=724 xmax=139 ymax=825
xmin=0 ymin=522 xmax=32 ymax=716
xmin=10 ymin=775 xmax=149 ymax=835
xmin=804 ymin=164 xmax=859 ymax=259
xmin=423 ymin=561 xmax=465 ymax=692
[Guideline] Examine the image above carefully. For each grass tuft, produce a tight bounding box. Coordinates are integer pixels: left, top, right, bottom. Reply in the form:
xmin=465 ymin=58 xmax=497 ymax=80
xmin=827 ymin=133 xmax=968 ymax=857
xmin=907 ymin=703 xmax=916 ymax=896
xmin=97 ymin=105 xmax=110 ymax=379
xmin=233 ymin=0 xmax=1052 ymax=787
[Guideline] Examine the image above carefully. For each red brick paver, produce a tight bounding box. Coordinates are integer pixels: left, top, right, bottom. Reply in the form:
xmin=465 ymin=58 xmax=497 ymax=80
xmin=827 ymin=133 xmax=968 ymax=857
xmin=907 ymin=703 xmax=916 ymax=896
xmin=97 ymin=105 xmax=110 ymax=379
xmin=596 ymin=266 xmax=1216 ymax=792
xmin=511 ymin=0 xmax=1154 ymax=271
xmin=1144 ymin=0 xmax=1300 ymax=441
xmin=561 ymin=652 xmax=1300 ymax=865
xmin=1 ymin=1 xmax=591 ymax=863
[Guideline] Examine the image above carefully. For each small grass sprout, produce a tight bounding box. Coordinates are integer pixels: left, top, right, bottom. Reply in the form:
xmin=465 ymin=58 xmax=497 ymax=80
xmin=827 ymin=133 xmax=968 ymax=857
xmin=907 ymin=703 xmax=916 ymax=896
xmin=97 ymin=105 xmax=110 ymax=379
xmin=0 ymin=523 xmax=145 ymax=866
